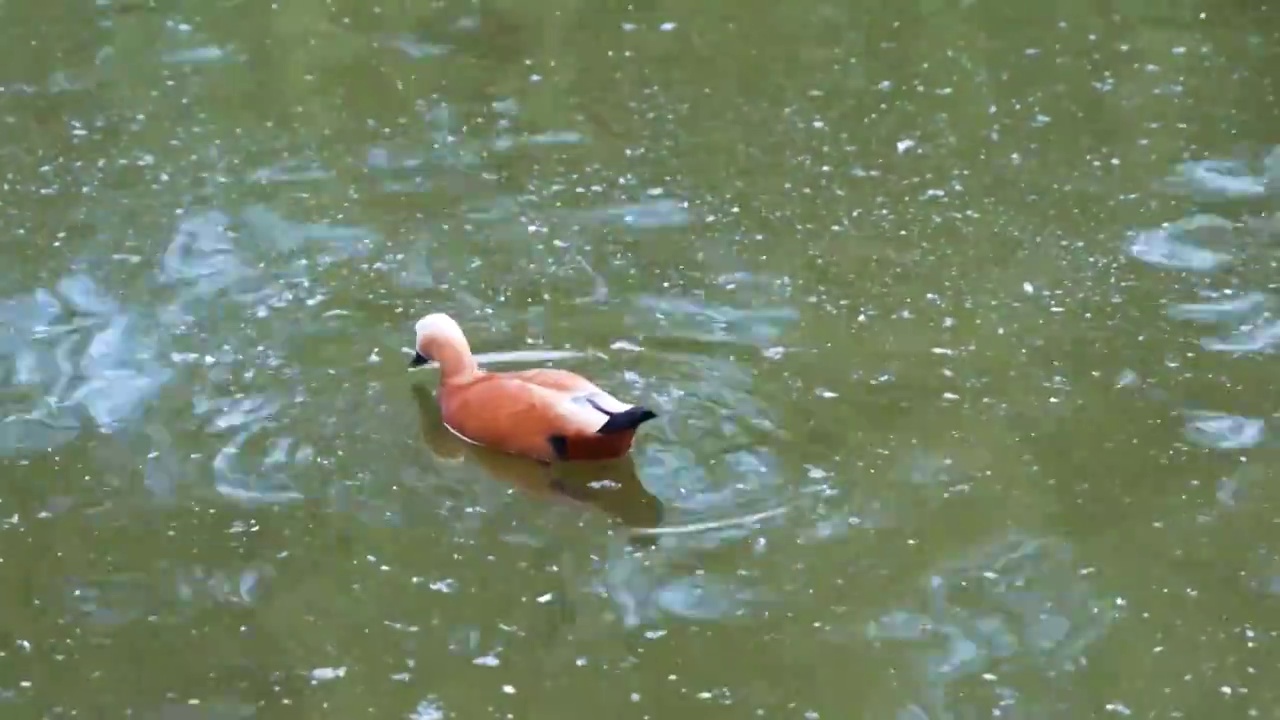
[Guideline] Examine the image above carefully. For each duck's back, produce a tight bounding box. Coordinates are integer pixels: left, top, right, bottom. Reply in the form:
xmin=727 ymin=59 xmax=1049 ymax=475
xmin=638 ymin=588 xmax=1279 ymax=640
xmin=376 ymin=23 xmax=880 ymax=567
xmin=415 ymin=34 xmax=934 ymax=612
xmin=504 ymin=367 xmax=602 ymax=394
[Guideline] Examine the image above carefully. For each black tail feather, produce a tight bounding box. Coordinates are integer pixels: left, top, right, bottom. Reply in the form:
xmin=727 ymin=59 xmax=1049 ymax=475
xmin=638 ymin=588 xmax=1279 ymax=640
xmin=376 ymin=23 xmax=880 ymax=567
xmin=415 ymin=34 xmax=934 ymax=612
xmin=595 ymin=406 xmax=658 ymax=435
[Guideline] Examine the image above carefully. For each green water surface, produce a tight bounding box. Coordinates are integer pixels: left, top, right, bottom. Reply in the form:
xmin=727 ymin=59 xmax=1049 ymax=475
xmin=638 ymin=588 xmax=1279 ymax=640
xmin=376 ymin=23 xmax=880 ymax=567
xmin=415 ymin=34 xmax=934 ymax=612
xmin=1 ymin=0 xmax=1280 ymax=717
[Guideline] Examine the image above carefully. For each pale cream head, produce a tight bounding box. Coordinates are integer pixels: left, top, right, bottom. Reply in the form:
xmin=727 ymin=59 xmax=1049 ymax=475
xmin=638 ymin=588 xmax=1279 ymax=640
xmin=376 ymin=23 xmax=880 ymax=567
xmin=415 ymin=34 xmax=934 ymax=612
xmin=414 ymin=313 xmax=464 ymax=342
xmin=410 ymin=313 xmax=475 ymax=378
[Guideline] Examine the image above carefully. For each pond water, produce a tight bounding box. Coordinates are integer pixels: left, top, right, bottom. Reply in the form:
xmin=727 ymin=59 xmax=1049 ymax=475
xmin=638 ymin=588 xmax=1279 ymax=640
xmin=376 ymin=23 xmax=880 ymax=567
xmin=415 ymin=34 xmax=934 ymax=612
xmin=2 ymin=0 xmax=1280 ymax=717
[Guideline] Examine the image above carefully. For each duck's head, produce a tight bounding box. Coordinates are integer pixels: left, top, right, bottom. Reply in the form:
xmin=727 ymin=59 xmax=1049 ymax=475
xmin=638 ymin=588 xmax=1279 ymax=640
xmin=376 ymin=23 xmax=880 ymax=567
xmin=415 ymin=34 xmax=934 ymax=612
xmin=410 ymin=312 xmax=470 ymax=368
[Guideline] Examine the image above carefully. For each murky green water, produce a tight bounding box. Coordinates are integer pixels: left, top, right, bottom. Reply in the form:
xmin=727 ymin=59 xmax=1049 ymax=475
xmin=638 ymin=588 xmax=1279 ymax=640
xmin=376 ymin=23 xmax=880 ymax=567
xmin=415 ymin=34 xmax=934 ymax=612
xmin=2 ymin=0 xmax=1280 ymax=716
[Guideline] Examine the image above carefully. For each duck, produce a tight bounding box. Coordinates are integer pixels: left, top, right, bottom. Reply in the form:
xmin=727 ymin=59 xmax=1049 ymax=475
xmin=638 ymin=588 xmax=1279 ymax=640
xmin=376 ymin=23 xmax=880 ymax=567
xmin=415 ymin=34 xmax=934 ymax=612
xmin=408 ymin=312 xmax=658 ymax=463
xmin=409 ymin=383 xmax=664 ymax=530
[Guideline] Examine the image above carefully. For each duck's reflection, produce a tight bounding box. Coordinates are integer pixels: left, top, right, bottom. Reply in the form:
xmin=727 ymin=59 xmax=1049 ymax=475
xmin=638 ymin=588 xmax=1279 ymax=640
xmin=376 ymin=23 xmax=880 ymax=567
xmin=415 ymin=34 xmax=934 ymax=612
xmin=410 ymin=383 xmax=664 ymax=531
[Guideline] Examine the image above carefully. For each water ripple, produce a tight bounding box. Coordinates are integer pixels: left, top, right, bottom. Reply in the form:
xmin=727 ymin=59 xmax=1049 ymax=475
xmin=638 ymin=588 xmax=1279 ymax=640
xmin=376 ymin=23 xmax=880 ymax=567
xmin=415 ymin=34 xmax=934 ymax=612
xmin=382 ymin=34 xmax=452 ymax=59
xmin=1200 ymin=317 xmax=1280 ymax=354
xmin=1182 ymin=410 xmax=1266 ymax=450
xmin=0 ymin=274 xmax=172 ymax=456
xmin=66 ymin=558 xmax=275 ymax=630
xmin=1167 ymin=291 xmax=1270 ymax=324
xmin=866 ymin=533 xmax=1120 ymax=716
xmin=595 ymin=540 xmax=770 ymax=628
xmin=572 ymin=198 xmax=693 ymax=229
xmin=1161 ymin=158 xmax=1270 ymax=202
xmin=631 ymin=294 xmax=798 ymax=348
xmin=1126 ymin=214 xmax=1235 ymax=271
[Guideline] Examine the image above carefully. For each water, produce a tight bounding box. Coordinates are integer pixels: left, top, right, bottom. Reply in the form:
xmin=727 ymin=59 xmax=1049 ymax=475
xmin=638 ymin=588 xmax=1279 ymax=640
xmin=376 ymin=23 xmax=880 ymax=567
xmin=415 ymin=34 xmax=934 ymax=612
xmin=1 ymin=0 xmax=1279 ymax=717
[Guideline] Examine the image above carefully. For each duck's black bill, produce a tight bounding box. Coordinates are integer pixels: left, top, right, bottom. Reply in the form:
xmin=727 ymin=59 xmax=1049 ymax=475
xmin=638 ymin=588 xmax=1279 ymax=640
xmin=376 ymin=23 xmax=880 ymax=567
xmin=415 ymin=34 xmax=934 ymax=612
xmin=409 ymin=351 xmax=432 ymax=368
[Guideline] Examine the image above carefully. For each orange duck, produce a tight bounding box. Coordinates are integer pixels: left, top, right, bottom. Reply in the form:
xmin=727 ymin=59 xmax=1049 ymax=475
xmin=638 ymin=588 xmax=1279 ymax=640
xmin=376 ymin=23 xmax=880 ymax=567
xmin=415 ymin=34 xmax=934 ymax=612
xmin=409 ymin=383 xmax=664 ymax=530
xmin=409 ymin=313 xmax=658 ymax=463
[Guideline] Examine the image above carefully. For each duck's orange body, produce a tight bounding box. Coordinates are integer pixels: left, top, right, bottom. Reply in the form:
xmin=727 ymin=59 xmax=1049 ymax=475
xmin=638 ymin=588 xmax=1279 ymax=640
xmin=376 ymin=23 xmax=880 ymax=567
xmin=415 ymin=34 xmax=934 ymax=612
xmin=410 ymin=313 xmax=657 ymax=463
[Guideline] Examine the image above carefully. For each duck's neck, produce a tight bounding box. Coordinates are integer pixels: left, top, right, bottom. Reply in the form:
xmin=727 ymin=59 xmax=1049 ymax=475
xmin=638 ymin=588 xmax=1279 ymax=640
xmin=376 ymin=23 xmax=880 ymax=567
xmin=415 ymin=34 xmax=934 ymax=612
xmin=435 ymin=341 xmax=479 ymax=384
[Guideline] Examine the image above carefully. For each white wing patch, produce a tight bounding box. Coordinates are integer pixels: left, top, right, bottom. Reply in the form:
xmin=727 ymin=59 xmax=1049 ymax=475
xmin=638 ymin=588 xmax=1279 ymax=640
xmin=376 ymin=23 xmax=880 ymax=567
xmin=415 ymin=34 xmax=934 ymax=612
xmin=569 ymin=392 xmax=632 ymax=414
xmin=559 ymin=394 xmax=613 ymax=430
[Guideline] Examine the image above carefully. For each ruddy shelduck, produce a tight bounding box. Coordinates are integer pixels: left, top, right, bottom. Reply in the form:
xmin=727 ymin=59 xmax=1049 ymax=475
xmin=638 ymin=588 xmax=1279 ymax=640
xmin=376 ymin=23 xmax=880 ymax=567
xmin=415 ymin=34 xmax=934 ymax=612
xmin=409 ymin=383 xmax=664 ymax=529
xmin=409 ymin=313 xmax=658 ymax=463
